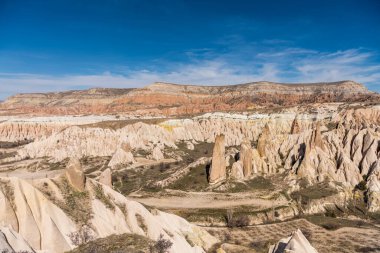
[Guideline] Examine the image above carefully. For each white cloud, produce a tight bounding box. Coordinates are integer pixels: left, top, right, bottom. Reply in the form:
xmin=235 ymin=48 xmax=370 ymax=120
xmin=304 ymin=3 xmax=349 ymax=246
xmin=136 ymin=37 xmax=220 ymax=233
xmin=1 ymin=48 xmax=379 ymax=99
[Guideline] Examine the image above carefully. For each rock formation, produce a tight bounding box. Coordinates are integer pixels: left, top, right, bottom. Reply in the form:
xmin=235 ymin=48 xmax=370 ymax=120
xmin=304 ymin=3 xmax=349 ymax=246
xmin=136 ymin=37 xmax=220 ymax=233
xmin=108 ymin=146 xmax=135 ymax=169
xmin=209 ymin=134 xmax=226 ymax=184
xmin=151 ymin=146 xmax=164 ymax=161
xmin=65 ymin=158 xmax=86 ymax=191
xmin=231 ymin=161 xmax=244 ymax=180
xmin=290 ymin=116 xmax=301 ymax=134
xmin=257 ymin=124 xmax=270 ymax=157
xmin=0 ymin=226 xmax=35 ymax=253
xmin=268 ymin=229 xmax=318 ymax=253
xmin=0 ymin=176 xmax=218 ymax=253
xmin=99 ymin=168 xmax=112 ymax=187
xmin=367 ymin=161 xmax=380 ymax=212
xmin=308 ymin=121 xmax=324 ymax=151
xmin=240 ymin=138 xmax=253 ymax=178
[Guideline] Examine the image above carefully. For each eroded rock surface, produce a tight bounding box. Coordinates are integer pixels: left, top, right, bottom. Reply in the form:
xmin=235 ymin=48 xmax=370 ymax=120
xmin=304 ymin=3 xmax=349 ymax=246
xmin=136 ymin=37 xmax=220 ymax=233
xmin=65 ymin=158 xmax=86 ymax=191
xmin=268 ymin=229 xmax=318 ymax=253
xmin=0 ymin=176 xmax=218 ymax=253
xmin=209 ymin=134 xmax=226 ymax=184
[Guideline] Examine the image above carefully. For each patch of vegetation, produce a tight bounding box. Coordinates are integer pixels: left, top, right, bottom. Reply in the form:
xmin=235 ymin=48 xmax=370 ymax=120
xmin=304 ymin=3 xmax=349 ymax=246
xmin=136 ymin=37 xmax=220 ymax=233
xmin=53 ymin=178 xmax=92 ymax=225
xmin=249 ymin=240 xmax=276 ymax=253
xmin=305 ymin=215 xmax=373 ymax=230
xmin=325 ymin=122 xmax=338 ymax=131
xmin=150 ymin=234 xmax=173 ymax=253
xmin=113 ymin=162 xmax=176 ymax=194
xmin=225 ymin=209 xmax=250 ymax=227
xmin=0 ymin=139 xmax=33 ymax=149
xmin=173 ymin=205 xmax=281 ymax=225
xmin=66 ymin=233 xmax=154 ymax=253
xmin=225 ymin=176 xmax=275 ymax=193
xmin=79 ymin=118 xmax=167 ymax=130
xmin=290 ymin=182 xmax=338 ymax=205
xmin=355 ymin=180 xmax=367 ymax=191
xmin=136 ymin=213 xmax=148 ymax=234
xmin=81 ymin=156 xmax=111 ymax=175
xmin=0 ymin=151 xmax=17 ymax=160
xmin=170 ymin=164 xmax=209 ymax=191
xmin=93 ymin=183 xmax=115 ymax=211
xmin=0 ymin=179 xmax=16 ymax=211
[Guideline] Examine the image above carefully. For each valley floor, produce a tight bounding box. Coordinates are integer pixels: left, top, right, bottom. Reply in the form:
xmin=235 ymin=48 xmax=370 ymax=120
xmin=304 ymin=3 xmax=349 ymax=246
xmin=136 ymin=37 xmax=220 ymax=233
xmin=206 ymin=218 xmax=380 ymax=253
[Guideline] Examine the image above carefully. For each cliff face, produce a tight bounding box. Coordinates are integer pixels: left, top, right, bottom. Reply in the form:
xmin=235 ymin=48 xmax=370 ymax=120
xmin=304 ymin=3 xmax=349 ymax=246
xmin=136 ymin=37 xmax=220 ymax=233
xmin=1 ymin=80 xmax=378 ymax=116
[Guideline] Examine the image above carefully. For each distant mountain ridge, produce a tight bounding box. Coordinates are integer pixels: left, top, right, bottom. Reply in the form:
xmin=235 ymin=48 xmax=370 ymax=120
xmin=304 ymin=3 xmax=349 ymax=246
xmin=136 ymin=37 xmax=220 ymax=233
xmin=1 ymin=80 xmax=379 ymax=116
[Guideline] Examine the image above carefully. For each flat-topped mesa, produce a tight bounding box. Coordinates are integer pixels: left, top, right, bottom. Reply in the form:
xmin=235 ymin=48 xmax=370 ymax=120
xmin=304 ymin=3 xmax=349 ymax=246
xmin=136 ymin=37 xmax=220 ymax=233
xmin=1 ymin=80 xmax=378 ymax=116
xmin=209 ymin=134 xmax=227 ymax=184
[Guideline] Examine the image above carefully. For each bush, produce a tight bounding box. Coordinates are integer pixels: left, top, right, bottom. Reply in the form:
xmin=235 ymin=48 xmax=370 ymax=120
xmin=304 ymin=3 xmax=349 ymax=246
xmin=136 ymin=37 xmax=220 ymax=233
xmin=235 ymin=215 xmax=250 ymax=227
xmin=150 ymin=234 xmax=173 ymax=253
xmin=321 ymin=222 xmax=340 ymax=230
xmin=355 ymin=180 xmax=367 ymax=191
xmin=225 ymin=209 xmax=250 ymax=227
xmin=68 ymin=225 xmax=95 ymax=246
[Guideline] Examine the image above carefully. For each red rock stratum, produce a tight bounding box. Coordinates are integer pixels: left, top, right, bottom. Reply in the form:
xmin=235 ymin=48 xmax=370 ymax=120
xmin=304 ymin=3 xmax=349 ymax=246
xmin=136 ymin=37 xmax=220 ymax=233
xmin=1 ymin=80 xmax=378 ymax=116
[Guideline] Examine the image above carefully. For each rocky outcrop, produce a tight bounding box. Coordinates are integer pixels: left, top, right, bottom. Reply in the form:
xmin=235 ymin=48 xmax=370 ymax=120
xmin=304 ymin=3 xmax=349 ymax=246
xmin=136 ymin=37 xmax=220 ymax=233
xmin=0 ymin=226 xmax=35 ymax=253
xmin=99 ymin=168 xmax=112 ymax=187
xmin=240 ymin=138 xmax=253 ymax=178
xmin=65 ymin=158 xmax=86 ymax=191
xmin=231 ymin=161 xmax=244 ymax=180
xmin=268 ymin=229 xmax=318 ymax=253
xmin=308 ymin=122 xmax=324 ymax=151
xmin=257 ymin=124 xmax=270 ymax=157
xmin=367 ymin=161 xmax=380 ymax=212
xmin=151 ymin=146 xmax=164 ymax=161
xmin=108 ymin=146 xmax=135 ymax=169
xmin=0 ymin=176 xmax=218 ymax=253
xmin=209 ymin=135 xmax=226 ymax=184
xmin=290 ymin=116 xmax=301 ymax=134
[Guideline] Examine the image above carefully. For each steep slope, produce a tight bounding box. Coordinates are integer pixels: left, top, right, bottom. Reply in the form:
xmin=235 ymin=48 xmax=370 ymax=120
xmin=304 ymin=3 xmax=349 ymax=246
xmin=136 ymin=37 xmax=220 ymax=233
xmin=1 ymin=80 xmax=378 ymax=116
xmin=0 ymin=176 xmax=218 ymax=253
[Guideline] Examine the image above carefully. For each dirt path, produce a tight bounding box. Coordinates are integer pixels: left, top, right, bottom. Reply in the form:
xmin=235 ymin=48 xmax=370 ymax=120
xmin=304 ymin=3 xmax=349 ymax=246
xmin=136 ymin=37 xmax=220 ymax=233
xmin=0 ymin=168 xmax=64 ymax=179
xmin=129 ymin=191 xmax=288 ymax=209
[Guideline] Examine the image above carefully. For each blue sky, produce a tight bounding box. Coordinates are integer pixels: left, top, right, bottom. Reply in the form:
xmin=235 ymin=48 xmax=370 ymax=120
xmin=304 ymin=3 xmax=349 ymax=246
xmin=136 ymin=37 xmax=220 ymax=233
xmin=0 ymin=0 xmax=380 ymax=99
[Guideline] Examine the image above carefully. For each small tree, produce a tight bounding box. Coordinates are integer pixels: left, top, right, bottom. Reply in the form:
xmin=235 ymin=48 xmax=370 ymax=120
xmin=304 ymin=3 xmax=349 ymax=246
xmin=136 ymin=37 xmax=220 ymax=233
xmin=150 ymin=234 xmax=173 ymax=253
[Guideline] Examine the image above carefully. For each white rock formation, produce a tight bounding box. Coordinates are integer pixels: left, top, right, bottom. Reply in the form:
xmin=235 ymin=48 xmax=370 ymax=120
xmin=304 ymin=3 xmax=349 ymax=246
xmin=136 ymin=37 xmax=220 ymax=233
xmin=268 ymin=229 xmax=318 ymax=253
xmin=209 ymin=134 xmax=226 ymax=184
xmin=65 ymin=158 xmax=86 ymax=191
xmin=151 ymin=146 xmax=164 ymax=160
xmin=0 ymin=226 xmax=35 ymax=253
xmin=231 ymin=161 xmax=244 ymax=180
xmin=0 ymin=176 xmax=218 ymax=253
xmin=108 ymin=147 xmax=135 ymax=169
xmin=99 ymin=168 xmax=112 ymax=187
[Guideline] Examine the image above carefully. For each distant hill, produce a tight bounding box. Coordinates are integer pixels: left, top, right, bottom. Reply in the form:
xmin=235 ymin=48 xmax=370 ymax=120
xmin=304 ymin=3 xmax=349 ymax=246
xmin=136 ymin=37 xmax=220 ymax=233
xmin=1 ymin=80 xmax=379 ymax=116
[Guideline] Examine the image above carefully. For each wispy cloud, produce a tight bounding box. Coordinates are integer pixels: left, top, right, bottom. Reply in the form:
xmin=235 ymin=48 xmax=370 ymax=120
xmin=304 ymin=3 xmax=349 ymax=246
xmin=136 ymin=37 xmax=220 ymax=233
xmin=1 ymin=47 xmax=379 ymax=99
